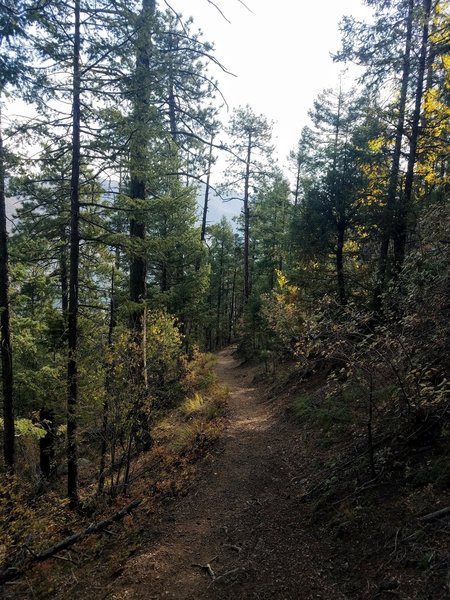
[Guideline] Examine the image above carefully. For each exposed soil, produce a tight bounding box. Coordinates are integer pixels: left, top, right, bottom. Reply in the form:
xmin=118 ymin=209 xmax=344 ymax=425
xmin=42 ymin=348 xmax=449 ymax=600
xmin=101 ymin=347 xmax=343 ymax=600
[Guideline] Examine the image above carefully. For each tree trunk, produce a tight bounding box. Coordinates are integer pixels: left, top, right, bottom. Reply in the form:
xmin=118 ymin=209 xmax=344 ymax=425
xmin=98 ymin=267 xmax=116 ymax=494
xmin=67 ymin=0 xmax=81 ymax=506
xmin=167 ymin=33 xmax=177 ymax=144
xmin=39 ymin=408 xmax=55 ymax=479
xmin=129 ymin=0 xmax=155 ymax=332
xmin=128 ymin=0 xmax=155 ymax=454
xmin=228 ymin=265 xmax=236 ymax=344
xmin=60 ymin=243 xmax=68 ymax=324
xmin=293 ymin=154 xmax=301 ymax=206
xmin=243 ymin=131 xmax=252 ymax=303
xmin=201 ymin=135 xmax=214 ymax=243
xmin=0 ymin=108 xmax=15 ymax=472
xmin=373 ymin=0 xmax=414 ymax=313
xmin=215 ymin=239 xmax=224 ymax=348
xmin=336 ymin=220 xmax=347 ymax=305
xmin=394 ymin=0 xmax=432 ymax=270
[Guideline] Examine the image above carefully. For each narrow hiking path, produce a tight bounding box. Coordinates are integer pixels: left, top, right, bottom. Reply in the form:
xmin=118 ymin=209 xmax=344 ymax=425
xmin=107 ymin=348 xmax=343 ymax=600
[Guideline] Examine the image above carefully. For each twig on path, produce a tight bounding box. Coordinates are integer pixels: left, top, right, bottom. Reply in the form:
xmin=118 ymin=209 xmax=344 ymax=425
xmin=52 ymin=554 xmax=78 ymax=565
xmin=213 ymin=567 xmax=241 ymax=583
xmin=192 ymin=556 xmax=219 ymax=580
xmin=391 ymin=528 xmax=401 ymax=555
xmin=224 ymin=543 xmax=242 ymax=553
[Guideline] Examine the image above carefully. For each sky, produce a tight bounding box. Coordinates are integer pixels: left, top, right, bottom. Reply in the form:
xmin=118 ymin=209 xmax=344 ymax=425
xmin=169 ymin=0 xmax=372 ymax=167
xmin=5 ymin=0 xmax=373 ymax=224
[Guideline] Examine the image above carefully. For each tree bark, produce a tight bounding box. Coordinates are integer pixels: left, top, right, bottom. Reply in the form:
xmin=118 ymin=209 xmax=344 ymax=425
xmin=215 ymin=239 xmax=224 ymax=348
xmin=331 ymin=84 xmax=347 ymax=306
xmin=336 ymin=219 xmax=347 ymax=306
xmin=373 ymin=0 xmax=414 ymax=313
xmin=39 ymin=409 xmax=55 ymax=479
xmin=67 ymin=0 xmax=81 ymax=506
xmin=128 ymin=0 xmax=155 ymax=453
xmin=293 ymin=154 xmax=301 ymax=206
xmin=393 ymin=0 xmax=432 ymax=270
xmin=129 ymin=0 xmax=155 ymax=332
xmin=167 ymin=31 xmax=177 ymax=144
xmin=201 ymin=135 xmax=214 ymax=243
xmin=243 ymin=131 xmax=252 ymax=303
xmin=60 ymin=242 xmax=68 ymax=325
xmin=228 ymin=264 xmax=236 ymax=344
xmin=98 ymin=267 xmax=115 ymax=494
xmin=0 ymin=107 xmax=15 ymax=472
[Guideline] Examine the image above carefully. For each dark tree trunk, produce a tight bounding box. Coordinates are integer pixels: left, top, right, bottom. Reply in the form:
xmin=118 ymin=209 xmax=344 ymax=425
xmin=167 ymin=32 xmax=178 ymax=144
xmin=98 ymin=268 xmax=116 ymax=494
xmin=270 ymin=207 xmax=278 ymax=290
xmin=331 ymin=84 xmax=347 ymax=306
xmin=60 ymin=245 xmax=68 ymax=324
xmin=228 ymin=265 xmax=236 ymax=344
xmin=129 ymin=0 xmax=155 ymax=332
xmin=243 ymin=132 xmax=252 ymax=303
xmin=373 ymin=0 xmax=414 ymax=313
xmin=215 ymin=239 xmax=224 ymax=348
xmin=67 ymin=0 xmax=82 ymax=506
xmin=127 ymin=0 xmax=155 ymax=454
xmin=336 ymin=220 xmax=347 ymax=305
xmin=160 ymin=261 xmax=168 ymax=293
xmin=294 ymin=155 xmax=301 ymax=206
xmin=60 ymin=226 xmax=69 ymax=347
xmin=201 ymin=135 xmax=214 ymax=243
xmin=0 ymin=109 xmax=15 ymax=472
xmin=39 ymin=409 xmax=55 ymax=479
xmin=394 ymin=0 xmax=432 ymax=270
xmin=129 ymin=215 xmax=146 ymax=329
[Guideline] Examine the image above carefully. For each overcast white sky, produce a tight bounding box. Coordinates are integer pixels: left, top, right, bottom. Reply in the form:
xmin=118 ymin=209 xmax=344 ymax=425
xmin=170 ymin=0 xmax=371 ymax=167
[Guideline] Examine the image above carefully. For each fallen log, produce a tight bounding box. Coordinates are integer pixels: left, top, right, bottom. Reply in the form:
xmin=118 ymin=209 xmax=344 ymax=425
xmin=0 ymin=498 xmax=141 ymax=585
xmin=418 ymin=506 xmax=450 ymax=523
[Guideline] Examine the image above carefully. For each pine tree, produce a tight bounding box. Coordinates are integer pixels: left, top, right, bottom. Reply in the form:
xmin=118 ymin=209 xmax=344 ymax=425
xmin=224 ymin=106 xmax=273 ymax=304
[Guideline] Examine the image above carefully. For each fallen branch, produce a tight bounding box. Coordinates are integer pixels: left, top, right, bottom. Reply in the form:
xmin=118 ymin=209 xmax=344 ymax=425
xmin=192 ymin=556 xmax=219 ymax=580
xmin=52 ymin=554 xmax=78 ymax=565
xmin=224 ymin=543 xmax=242 ymax=553
xmin=213 ymin=567 xmax=241 ymax=584
xmin=418 ymin=506 xmax=450 ymax=523
xmin=0 ymin=498 xmax=141 ymax=585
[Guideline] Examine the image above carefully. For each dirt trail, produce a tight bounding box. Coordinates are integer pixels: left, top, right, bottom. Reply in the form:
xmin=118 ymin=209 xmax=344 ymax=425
xmin=109 ymin=348 xmax=343 ymax=600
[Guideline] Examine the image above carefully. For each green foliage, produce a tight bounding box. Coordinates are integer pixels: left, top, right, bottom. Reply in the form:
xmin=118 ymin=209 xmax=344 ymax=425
xmin=0 ymin=418 xmax=46 ymax=440
xmin=294 ymin=385 xmax=362 ymax=444
xmin=260 ymin=270 xmax=304 ymax=357
xmin=183 ymin=351 xmax=218 ymax=392
xmin=411 ymin=454 xmax=450 ymax=490
xmin=106 ymin=309 xmax=184 ymax=416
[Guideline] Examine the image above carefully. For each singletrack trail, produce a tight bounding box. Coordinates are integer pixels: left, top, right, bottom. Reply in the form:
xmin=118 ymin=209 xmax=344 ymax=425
xmin=108 ymin=348 xmax=343 ymax=600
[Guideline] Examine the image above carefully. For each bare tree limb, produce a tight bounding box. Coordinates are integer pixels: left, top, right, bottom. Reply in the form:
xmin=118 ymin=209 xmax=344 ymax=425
xmin=0 ymin=499 xmax=142 ymax=585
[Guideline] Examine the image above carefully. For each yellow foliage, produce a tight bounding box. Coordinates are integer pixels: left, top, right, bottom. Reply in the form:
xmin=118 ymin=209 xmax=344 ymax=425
xmin=343 ymin=239 xmax=360 ymax=253
xmin=367 ymin=137 xmax=385 ymax=153
xmin=183 ymin=392 xmax=205 ymax=415
xmin=275 ymin=269 xmax=288 ymax=289
xmin=418 ymin=84 xmax=450 ymax=188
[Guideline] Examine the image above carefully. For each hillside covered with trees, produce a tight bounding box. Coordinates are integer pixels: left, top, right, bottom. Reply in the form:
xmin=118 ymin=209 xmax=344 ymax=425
xmin=0 ymin=0 xmax=449 ymax=597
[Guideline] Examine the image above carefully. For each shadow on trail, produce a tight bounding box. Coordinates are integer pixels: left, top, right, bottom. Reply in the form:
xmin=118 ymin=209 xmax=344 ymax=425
xmin=101 ymin=348 xmax=344 ymax=600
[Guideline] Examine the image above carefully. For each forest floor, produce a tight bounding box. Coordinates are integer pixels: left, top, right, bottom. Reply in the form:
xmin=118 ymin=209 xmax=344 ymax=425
xmin=100 ymin=346 xmax=345 ymax=600
xmin=26 ymin=347 xmax=449 ymax=599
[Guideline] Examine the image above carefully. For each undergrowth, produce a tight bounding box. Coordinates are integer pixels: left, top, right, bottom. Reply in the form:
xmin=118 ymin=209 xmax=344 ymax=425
xmin=0 ymin=351 xmax=228 ymax=596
